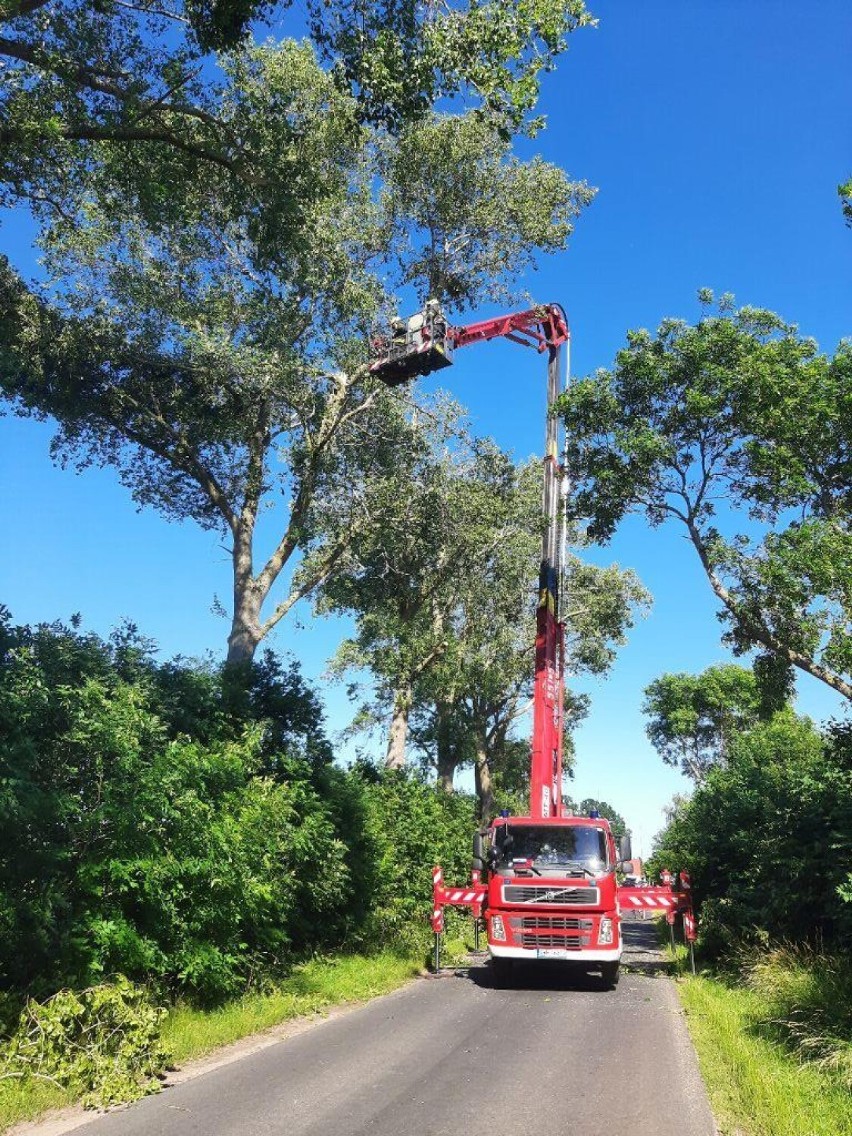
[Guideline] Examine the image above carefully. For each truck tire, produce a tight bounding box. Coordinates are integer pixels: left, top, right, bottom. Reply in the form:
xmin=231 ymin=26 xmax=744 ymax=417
xmin=599 ymin=961 xmax=620 ymax=989
xmin=491 ymin=957 xmax=514 ymax=989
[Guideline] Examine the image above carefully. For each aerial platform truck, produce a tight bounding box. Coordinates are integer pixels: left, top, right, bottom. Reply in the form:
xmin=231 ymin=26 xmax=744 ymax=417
xmin=371 ymin=302 xmax=697 ymax=986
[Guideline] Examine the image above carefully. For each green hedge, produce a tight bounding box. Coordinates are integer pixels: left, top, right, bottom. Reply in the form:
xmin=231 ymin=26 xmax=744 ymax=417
xmin=0 ymin=612 xmax=474 ymax=1008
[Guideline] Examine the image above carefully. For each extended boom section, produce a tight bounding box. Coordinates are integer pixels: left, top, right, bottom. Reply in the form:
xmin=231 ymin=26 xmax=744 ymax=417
xmin=530 ymin=331 xmax=565 ymax=821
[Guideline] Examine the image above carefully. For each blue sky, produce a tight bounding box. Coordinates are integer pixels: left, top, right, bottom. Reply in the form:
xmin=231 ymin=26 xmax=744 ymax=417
xmin=1 ymin=0 xmax=850 ymax=856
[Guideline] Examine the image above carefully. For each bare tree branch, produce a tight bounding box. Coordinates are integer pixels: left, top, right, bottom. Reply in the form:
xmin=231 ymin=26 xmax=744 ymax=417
xmin=685 ymin=516 xmax=852 ymax=701
xmin=111 ymin=0 xmax=190 ymax=24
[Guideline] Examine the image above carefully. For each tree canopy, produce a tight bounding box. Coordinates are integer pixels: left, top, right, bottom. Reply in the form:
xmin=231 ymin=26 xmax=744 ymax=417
xmin=556 ymin=295 xmax=852 ymax=702
xmin=0 ymin=0 xmax=593 ymax=235
xmin=1 ymin=4 xmax=594 ymax=663
xmin=317 ymin=401 xmax=648 ymax=811
xmin=643 ymin=663 xmax=768 ymax=783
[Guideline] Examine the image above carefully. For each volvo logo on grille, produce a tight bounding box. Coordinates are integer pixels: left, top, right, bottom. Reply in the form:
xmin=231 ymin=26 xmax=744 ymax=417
xmin=504 ymin=885 xmax=598 ymax=904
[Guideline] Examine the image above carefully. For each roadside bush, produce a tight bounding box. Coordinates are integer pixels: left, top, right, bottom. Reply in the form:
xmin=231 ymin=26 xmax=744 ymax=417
xmin=649 ymin=712 xmax=852 ymax=958
xmin=691 ymin=897 xmax=767 ymax=960
xmin=75 ymin=736 xmax=351 ymax=1003
xmin=353 ymin=765 xmax=476 ymax=954
xmin=0 ymin=613 xmax=351 ymax=1003
xmin=0 ymin=611 xmax=479 ymax=1004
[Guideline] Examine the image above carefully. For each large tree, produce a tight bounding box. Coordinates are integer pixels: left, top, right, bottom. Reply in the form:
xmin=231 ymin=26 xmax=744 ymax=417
xmin=556 ymin=295 xmax=852 ymax=702
xmin=1 ymin=31 xmax=593 ymax=663
xmin=322 ymin=431 xmax=648 ymax=799
xmin=1 ymin=42 xmax=388 ymax=664
xmin=318 ymin=405 xmax=528 ymax=771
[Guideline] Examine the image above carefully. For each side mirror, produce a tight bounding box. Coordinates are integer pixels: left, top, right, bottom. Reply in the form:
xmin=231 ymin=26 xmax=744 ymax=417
xmin=618 ymin=833 xmax=633 ymax=863
xmin=472 ymin=832 xmax=484 ymax=872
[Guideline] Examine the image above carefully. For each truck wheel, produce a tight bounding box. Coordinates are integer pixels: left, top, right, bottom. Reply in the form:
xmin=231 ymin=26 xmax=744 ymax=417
xmin=491 ymin=958 xmax=514 ymax=989
xmin=599 ymin=961 xmax=620 ymax=989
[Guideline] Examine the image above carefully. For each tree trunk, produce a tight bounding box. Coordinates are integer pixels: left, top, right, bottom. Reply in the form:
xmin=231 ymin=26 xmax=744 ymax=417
xmin=227 ymin=594 xmax=263 ymax=664
xmin=435 ymin=699 xmax=457 ymax=792
xmin=227 ymin=528 xmax=263 ymax=665
xmin=436 ymin=751 xmax=456 ymax=793
xmin=385 ymin=683 xmax=412 ymax=769
xmin=474 ymin=730 xmax=494 ymax=823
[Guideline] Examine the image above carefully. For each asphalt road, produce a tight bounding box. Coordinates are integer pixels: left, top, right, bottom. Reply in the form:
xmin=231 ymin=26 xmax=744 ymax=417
xmin=65 ymin=921 xmax=716 ymax=1136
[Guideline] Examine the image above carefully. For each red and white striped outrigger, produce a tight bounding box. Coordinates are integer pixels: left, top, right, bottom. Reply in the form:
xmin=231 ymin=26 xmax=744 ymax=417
xmin=618 ymin=869 xmax=697 ymax=967
xmin=618 ymin=868 xmax=695 ymax=922
xmin=430 ymin=866 xmax=486 ymax=934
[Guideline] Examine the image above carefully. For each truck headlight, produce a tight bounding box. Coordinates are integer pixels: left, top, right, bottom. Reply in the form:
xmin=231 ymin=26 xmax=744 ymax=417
xmin=491 ymin=915 xmax=506 ymax=942
xmin=599 ymin=917 xmax=614 ymax=945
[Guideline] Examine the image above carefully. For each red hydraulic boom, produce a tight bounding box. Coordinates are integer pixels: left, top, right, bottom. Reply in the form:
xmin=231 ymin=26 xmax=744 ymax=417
xmin=369 ymin=300 xmax=569 ymax=386
xmin=371 ymin=301 xmax=698 ymax=981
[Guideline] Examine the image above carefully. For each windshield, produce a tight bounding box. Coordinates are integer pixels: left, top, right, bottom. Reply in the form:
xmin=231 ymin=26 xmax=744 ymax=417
xmin=493 ymin=825 xmax=608 ymax=875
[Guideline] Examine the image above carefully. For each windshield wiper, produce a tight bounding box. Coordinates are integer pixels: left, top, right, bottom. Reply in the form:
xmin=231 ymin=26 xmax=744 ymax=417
xmin=510 ymin=860 xmax=541 ymax=876
xmin=565 ymin=862 xmax=597 ymax=879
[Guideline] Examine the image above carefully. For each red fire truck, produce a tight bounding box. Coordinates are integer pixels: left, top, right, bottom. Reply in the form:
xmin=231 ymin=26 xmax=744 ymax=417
xmin=372 ymin=301 xmax=696 ymax=986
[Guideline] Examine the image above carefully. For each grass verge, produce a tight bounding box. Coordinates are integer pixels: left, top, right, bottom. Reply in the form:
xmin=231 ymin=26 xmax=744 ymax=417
xmin=0 ymin=1079 xmax=73 ymax=1133
xmin=0 ymin=951 xmax=421 ymax=1133
xmin=675 ymin=963 xmax=852 ymax=1136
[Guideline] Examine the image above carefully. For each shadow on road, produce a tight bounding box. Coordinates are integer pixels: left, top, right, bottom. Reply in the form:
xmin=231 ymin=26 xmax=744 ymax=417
xmin=457 ymin=959 xmax=615 ymax=991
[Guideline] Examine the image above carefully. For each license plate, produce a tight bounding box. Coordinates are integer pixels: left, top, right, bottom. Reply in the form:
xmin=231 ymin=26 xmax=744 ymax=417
xmin=536 ymin=948 xmax=572 ymax=959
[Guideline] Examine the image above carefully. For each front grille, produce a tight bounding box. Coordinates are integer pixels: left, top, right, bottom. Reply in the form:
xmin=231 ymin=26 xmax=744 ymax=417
xmin=503 ymin=885 xmax=599 ymax=906
xmin=520 ymin=934 xmax=588 ymax=949
xmin=515 ymin=916 xmax=593 ymax=931
xmin=512 ymin=914 xmax=593 ymax=950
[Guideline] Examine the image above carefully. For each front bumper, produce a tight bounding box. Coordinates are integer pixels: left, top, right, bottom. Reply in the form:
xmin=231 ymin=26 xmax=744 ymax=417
xmin=489 ymin=943 xmax=622 ymax=962
xmin=487 ymin=907 xmax=622 ymax=961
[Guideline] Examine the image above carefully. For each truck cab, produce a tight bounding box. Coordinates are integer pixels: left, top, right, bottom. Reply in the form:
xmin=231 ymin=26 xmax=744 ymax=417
xmin=479 ymin=814 xmax=629 ymax=988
